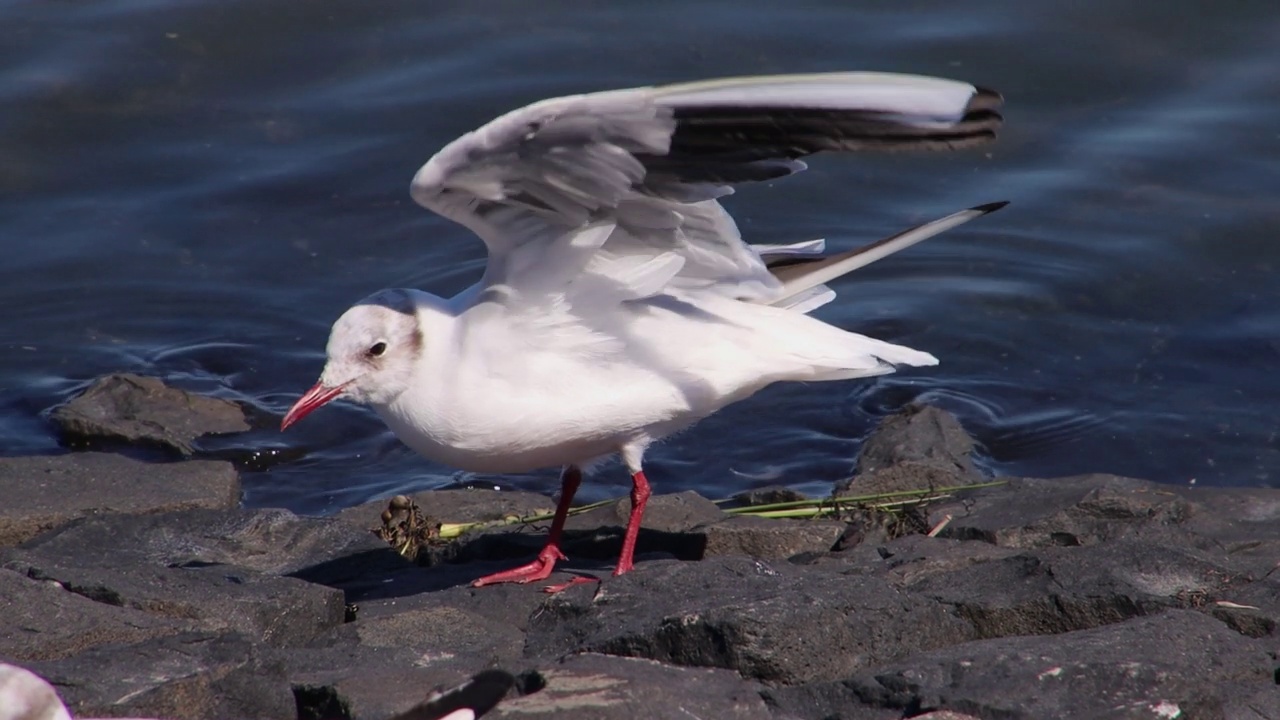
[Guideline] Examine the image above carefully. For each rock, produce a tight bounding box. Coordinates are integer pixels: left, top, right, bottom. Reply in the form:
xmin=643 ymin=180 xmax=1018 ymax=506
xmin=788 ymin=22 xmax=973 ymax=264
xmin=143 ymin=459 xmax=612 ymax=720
xmin=563 ymin=490 xmax=726 ymax=535
xmin=930 ymin=474 xmax=1195 ymax=548
xmin=6 ymin=442 xmax=1280 ymax=720
xmin=0 ymin=568 xmax=184 ymax=662
xmin=906 ymin=539 xmax=1247 ymax=638
xmin=50 ymin=373 xmax=249 ymax=456
xmin=1221 ymin=681 xmax=1280 ymax=720
xmin=2 ymin=549 xmax=346 ymax=648
xmin=24 ymin=632 xmax=294 ymax=719
xmin=1165 ymin=485 xmax=1280 ymax=576
xmin=765 ymin=610 xmax=1274 ymax=720
xmin=492 ymin=653 xmax=774 ymax=720
xmin=347 ymin=605 xmax=525 ymax=666
xmin=695 ymin=515 xmax=846 ymax=559
xmin=732 ymin=485 xmax=808 ymax=506
xmin=843 ymin=460 xmax=981 ymax=498
xmin=286 ymin=629 xmax=495 ymax=720
xmin=0 ymin=453 xmax=239 ymax=547
xmin=8 ymin=506 xmax=390 ymax=579
xmin=525 ymin=556 xmax=972 ymax=686
xmin=386 ymin=670 xmax=515 ymax=720
xmin=838 ymin=404 xmax=984 ymax=496
xmin=2 ymin=506 xmax=401 ymax=635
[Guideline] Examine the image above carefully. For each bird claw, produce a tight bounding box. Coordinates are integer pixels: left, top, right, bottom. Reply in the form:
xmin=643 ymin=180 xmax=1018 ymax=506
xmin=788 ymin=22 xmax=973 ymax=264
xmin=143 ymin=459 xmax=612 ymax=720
xmin=471 ymin=545 xmax=568 ymax=587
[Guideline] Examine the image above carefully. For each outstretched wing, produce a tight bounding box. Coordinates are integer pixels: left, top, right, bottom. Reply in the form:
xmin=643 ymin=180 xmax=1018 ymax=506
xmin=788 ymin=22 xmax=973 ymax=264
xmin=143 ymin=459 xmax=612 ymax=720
xmin=409 ymin=72 xmax=1001 ymax=302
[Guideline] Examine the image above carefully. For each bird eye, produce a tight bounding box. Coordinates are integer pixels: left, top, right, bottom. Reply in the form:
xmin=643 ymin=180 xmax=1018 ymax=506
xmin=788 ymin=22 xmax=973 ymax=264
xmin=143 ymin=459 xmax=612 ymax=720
xmin=368 ymin=341 xmax=387 ymax=357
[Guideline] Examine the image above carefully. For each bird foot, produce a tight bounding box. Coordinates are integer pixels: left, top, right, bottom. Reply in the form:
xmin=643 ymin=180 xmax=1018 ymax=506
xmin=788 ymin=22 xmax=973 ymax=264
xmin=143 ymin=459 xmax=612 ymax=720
xmin=471 ymin=545 xmax=568 ymax=587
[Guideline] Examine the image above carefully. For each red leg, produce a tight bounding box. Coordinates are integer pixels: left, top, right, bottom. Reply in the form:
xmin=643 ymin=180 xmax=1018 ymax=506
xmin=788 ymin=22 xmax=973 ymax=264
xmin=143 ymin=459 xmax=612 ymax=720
xmin=472 ymin=466 xmax=581 ymax=587
xmin=614 ymin=469 xmax=651 ymax=576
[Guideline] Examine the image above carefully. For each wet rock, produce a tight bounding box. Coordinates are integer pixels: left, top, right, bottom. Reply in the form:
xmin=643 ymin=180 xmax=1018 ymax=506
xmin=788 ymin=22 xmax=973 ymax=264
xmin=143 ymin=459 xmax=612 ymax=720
xmin=50 ymin=373 xmax=249 ymax=456
xmin=0 ymin=452 xmax=239 ymax=547
xmin=25 ymin=631 xmax=294 ymax=720
xmin=0 ymin=568 xmax=184 ymax=662
xmin=695 ymin=515 xmax=845 ymax=559
xmin=732 ymin=485 xmax=808 ymax=506
xmin=492 ymin=653 xmax=773 ymax=720
xmin=525 ymin=556 xmax=972 ymax=686
xmin=765 ymin=610 xmax=1274 ymax=720
xmin=838 ymin=404 xmax=984 ymax=496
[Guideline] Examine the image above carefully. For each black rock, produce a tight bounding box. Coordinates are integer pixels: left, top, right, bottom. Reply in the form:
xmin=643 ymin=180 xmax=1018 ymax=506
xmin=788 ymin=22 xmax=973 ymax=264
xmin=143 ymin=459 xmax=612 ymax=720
xmin=490 ymin=653 xmax=774 ymax=720
xmin=387 ymin=669 xmax=516 ymax=720
xmin=50 ymin=373 xmax=250 ymax=456
xmin=525 ymin=556 xmax=972 ymax=686
xmin=906 ymin=538 xmax=1248 ymax=638
xmin=562 ymin=490 xmax=726 ymax=535
xmin=732 ymin=485 xmax=809 ymax=506
xmin=25 ymin=632 xmax=294 ymax=720
xmin=0 ymin=568 xmax=185 ymax=662
xmin=766 ymin=610 xmax=1274 ymax=720
xmin=9 ymin=506 xmax=389 ymax=578
xmin=930 ymin=474 xmax=1195 ymax=548
xmin=694 ymin=515 xmax=846 ymax=559
xmin=0 ymin=453 xmax=239 ymax=547
xmin=287 ymin=622 xmax=511 ymax=720
xmin=838 ymin=404 xmax=984 ymax=496
xmin=3 ymin=549 xmax=346 ymax=648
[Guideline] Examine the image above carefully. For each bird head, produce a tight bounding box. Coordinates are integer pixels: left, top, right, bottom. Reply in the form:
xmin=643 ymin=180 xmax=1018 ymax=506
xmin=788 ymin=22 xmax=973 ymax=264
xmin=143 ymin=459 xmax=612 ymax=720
xmin=281 ymin=289 xmax=423 ymax=430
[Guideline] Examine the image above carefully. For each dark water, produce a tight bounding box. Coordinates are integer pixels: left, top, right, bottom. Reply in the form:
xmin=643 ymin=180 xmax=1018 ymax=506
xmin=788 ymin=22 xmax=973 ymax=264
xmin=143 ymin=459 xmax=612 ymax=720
xmin=4 ymin=0 xmax=1279 ymax=515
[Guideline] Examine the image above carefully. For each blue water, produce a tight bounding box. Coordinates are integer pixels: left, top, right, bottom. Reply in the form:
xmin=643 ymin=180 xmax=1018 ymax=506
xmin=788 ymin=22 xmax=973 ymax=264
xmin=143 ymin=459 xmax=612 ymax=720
xmin=3 ymin=0 xmax=1279 ymax=515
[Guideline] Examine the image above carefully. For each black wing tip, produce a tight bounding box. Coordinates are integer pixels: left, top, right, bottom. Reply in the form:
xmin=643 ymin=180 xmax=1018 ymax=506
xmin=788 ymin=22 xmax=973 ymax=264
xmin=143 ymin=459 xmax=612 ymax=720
xmin=971 ymin=200 xmax=1010 ymax=214
xmin=968 ymin=86 xmax=1005 ymax=111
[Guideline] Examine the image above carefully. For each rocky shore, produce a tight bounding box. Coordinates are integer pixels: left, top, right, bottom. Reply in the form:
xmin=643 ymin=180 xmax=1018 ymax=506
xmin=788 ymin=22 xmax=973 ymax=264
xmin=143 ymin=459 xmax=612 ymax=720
xmin=2 ymin=374 xmax=1278 ymax=719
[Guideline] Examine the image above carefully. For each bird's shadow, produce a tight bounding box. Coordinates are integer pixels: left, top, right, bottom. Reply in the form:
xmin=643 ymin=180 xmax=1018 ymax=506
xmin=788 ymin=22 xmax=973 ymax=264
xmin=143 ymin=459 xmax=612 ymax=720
xmin=289 ymin=527 xmax=705 ymax=603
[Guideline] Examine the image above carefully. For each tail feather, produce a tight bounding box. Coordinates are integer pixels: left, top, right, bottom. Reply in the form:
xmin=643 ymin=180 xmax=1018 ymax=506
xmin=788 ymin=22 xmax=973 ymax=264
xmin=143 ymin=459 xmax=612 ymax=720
xmin=802 ymin=328 xmax=939 ymax=382
xmin=774 ymin=284 xmax=836 ymax=313
xmin=769 ymin=201 xmax=1008 ymax=309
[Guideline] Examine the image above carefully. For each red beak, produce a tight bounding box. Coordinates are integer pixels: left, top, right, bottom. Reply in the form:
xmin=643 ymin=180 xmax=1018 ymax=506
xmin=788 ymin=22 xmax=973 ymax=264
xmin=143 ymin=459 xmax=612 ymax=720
xmin=281 ymin=382 xmax=346 ymax=431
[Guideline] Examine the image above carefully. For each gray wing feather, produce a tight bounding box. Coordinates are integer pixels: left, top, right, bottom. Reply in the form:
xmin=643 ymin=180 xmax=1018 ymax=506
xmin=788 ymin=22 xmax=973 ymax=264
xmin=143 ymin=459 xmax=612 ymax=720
xmin=409 ymin=73 xmax=1002 ymax=301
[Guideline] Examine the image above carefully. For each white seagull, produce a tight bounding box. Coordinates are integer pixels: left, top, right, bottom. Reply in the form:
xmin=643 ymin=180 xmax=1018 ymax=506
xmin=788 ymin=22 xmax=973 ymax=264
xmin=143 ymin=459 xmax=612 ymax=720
xmin=282 ymin=72 xmax=1004 ymax=591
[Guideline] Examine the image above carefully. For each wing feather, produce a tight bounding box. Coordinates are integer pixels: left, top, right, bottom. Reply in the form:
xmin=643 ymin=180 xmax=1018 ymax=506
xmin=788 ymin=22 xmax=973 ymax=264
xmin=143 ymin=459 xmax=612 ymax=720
xmin=409 ymin=73 xmax=1003 ymax=302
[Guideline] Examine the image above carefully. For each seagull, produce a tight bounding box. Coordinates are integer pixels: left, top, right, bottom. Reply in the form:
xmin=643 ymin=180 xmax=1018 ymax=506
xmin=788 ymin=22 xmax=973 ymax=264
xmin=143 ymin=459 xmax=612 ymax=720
xmin=282 ymin=72 xmax=1004 ymax=591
